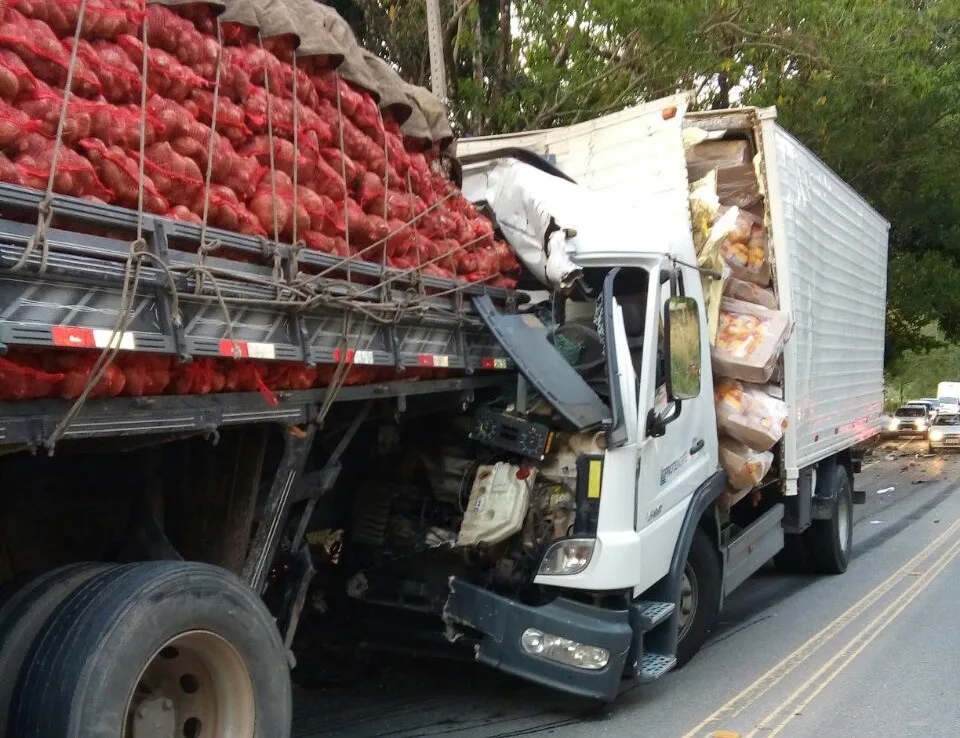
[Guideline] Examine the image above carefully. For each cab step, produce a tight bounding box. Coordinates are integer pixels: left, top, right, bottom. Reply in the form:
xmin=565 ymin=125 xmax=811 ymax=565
xmin=638 ymin=652 xmax=677 ymax=683
xmin=630 ymin=600 xmax=675 ymax=632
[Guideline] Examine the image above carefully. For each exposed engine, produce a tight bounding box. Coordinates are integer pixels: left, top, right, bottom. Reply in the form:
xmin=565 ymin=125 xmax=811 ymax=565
xmin=337 ymin=411 xmax=601 ymax=612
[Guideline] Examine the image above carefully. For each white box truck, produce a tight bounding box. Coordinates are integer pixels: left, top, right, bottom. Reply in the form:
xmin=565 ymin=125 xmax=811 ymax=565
xmin=446 ymin=95 xmax=888 ymax=689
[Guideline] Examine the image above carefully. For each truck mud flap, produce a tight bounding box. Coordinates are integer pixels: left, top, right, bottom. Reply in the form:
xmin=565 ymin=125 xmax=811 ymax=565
xmin=472 ymin=295 xmax=610 ymax=431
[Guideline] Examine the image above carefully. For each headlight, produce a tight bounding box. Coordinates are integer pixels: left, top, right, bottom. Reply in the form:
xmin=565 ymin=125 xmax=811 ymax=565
xmin=520 ymin=628 xmax=610 ymax=670
xmin=916 ymin=420 xmax=927 ymax=430
xmin=888 ymin=419 xmax=900 ymax=430
xmin=538 ymin=538 xmax=596 ymax=576
xmin=929 ymin=430 xmax=944 ymax=442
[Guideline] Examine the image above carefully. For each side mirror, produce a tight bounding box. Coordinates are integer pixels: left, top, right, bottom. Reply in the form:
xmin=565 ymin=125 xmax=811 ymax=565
xmin=664 ymin=296 xmax=702 ymax=401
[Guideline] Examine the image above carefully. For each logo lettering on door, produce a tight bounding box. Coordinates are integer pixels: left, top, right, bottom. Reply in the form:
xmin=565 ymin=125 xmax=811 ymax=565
xmin=659 ymin=452 xmax=689 ymax=486
xmin=646 ymin=504 xmax=663 ymax=523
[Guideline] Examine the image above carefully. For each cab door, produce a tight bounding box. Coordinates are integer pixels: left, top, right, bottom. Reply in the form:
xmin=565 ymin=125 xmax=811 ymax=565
xmin=633 ymin=264 xmax=717 ymax=594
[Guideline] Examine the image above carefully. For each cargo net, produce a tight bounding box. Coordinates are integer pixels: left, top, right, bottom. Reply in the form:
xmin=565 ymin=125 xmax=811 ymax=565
xmin=0 ymin=0 xmax=520 ymax=447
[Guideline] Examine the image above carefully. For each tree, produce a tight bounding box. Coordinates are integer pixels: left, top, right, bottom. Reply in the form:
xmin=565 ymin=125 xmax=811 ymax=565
xmin=336 ymin=0 xmax=960 ymax=361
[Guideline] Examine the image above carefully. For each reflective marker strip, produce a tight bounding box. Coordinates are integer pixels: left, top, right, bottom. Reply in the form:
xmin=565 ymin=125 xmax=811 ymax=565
xmin=51 ymin=326 xmax=135 ymax=351
xmin=480 ymin=357 xmax=509 ymax=370
xmin=218 ymin=340 xmax=276 ymax=360
xmin=417 ymin=354 xmax=450 ymax=367
xmin=332 ymin=348 xmax=376 ymax=365
xmin=587 ymin=459 xmax=603 ymax=499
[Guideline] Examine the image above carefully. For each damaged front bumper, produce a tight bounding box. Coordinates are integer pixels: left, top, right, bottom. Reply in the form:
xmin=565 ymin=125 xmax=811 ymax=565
xmin=444 ymin=578 xmax=632 ymax=702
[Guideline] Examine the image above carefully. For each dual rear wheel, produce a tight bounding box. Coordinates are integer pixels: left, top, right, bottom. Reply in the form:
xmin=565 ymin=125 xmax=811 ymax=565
xmin=0 ymin=561 xmax=291 ymax=738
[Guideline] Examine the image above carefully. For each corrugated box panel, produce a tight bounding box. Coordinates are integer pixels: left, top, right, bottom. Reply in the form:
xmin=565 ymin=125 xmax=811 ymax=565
xmin=773 ymin=126 xmax=889 ymax=468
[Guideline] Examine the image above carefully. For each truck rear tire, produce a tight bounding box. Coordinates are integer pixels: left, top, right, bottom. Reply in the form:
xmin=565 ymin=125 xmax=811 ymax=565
xmin=0 ymin=563 xmax=112 ymax=733
xmin=8 ymin=561 xmax=292 ymax=738
xmin=676 ymin=527 xmax=721 ymax=667
xmin=806 ymin=466 xmax=853 ymax=574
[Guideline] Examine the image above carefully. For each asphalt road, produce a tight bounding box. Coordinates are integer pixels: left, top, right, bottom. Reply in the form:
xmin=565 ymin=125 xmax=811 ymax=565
xmin=293 ymin=439 xmax=960 ymax=738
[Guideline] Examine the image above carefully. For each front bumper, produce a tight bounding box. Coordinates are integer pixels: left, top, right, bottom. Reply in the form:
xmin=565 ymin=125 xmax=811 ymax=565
xmin=443 ymin=578 xmax=632 ymax=702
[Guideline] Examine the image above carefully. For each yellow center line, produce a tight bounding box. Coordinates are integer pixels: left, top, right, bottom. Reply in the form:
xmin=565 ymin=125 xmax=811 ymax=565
xmin=751 ymin=534 xmax=960 ymax=737
xmin=680 ymin=516 xmax=960 ymax=738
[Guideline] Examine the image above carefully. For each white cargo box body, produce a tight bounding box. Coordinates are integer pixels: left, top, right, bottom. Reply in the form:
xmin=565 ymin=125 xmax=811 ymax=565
xmin=759 ymin=115 xmax=889 ymax=474
xmin=458 ymin=99 xmax=889 ymax=484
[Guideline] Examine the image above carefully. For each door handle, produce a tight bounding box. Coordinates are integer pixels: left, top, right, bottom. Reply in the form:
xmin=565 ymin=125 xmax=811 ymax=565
xmin=690 ymin=437 xmax=704 ymax=455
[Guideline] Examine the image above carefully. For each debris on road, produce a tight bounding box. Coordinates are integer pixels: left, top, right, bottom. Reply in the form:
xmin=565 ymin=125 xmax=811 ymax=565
xmin=876 ymin=487 xmax=894 ymax=495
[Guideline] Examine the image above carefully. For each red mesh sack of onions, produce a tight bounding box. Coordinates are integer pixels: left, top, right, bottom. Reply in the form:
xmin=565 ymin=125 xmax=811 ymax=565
xmin=140 ymin=141 xmax=205 ymax=210
xmin=141 ymin=3 xmax=215 ymax=70
xmin=0 ymin=10 xmax=101 ymax=97
xmin=169 ymin=121 xmax=260 ymax=200
xmin=8 ymin=0 xmax=138 ymax=41
xmin=115 ymin=353 xmax=173 ymax=397
xmin=78 ymin=137 xmax=168 ymax=213
xmin=115 ymin=34 xmax=208 ymax=101
xmin=0 ymin=49 xmax=37 ymax=102
xmin=247 ymin=170 xmax=311 ymax=241
xmin=70 ymin=38 xmax=141 ymax=103
xmin=15 ymin=133 xmax=112 ymax=200
xmin=191 ymin=184 xmax=265 ymax=237
xmin=87 ymin=103 xmax=165 ymax=149
xmin=0 ymin=99 xmax=43 ymax=150
xmin=189 ymin=90 xmax=251 ymax=147
xmin=0 ymin=151 xmax=23 ymax=185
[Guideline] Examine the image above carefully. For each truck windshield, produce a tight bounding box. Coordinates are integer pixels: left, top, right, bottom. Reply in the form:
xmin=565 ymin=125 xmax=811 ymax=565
xmin=935 ymin=414 xmax=960 ymax=426
xmin=895 ymin=407 xmax=926 ymax=417
xmin=939 ymin=396 xmax=959 ymax=406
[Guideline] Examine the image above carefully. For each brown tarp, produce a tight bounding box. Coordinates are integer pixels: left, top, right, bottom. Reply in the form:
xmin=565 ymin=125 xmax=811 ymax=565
xmin=361 ymin=51 xmax=413 ymax=125
xmin=404 ymin=84 xmax=453 ymax=148
xmin=288 ymin=0 xmax=346 ymax=64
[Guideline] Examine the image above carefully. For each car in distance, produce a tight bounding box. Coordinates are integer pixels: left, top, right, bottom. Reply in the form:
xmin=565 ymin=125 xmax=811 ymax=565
xmin=928 ymin=413 xmax=960 ymax=453
xmin=908 ymin=399 xmax=939 ymax=422
xmin=936 ymin=382 xmax=960 ymax=415
xmin=888 ymin=404 xmax=932 ymax=435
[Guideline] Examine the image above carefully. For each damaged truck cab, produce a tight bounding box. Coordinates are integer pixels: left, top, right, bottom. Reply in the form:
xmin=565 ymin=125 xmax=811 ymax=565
xmin=434 ymin=155 xmax=721 ymax=701
xmin=345 ymin=96 xmax=887 ymax=702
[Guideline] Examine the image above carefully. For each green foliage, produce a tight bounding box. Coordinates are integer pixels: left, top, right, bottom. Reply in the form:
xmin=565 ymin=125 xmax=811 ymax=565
xmin=885 ymin=338 xmax=960 ymax=410
xmin=341 ymin=0 xmax=960 ymax=362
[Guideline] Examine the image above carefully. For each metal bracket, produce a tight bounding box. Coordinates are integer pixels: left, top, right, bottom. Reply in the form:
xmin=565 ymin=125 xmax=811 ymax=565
xmin=289 ymin=400 xmax=372 ymax=553
xmin=242 ymin=424 xmax=317 ymax=594
xmin=281 ymin=544 xmax=315 ymax=653
xmin=150 ymin=220 xmax=189 ymax=363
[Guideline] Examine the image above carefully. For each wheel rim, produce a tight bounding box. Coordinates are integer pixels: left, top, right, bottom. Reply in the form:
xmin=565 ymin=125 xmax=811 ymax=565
xmin=838 ymin=488 xmax=852 ymax=556
xmin=126 ymin=631 xmax=256 ymax=738
xmin=677 ymin=563 xmax=699 ymax=641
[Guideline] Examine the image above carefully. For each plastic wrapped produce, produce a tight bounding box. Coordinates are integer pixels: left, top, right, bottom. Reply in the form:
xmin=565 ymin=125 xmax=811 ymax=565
xmin=712 ymin=297 xmax=791 ymax=383
xmin=717 ymin=207 xmax=770 ymax=286
xmin=724 ymin=276 xmax=778 ymax=310
xmin=719 ymin=437 xmax=773 ymax=491
xmin=689 ymin=171 xmax=728 ymax=343
xmin=714 ymin=378 xmax=789 ymax=452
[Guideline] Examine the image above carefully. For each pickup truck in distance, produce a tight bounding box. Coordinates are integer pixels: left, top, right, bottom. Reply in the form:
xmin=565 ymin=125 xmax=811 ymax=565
xmin=0 ymin=8 xmax=887 ymax=733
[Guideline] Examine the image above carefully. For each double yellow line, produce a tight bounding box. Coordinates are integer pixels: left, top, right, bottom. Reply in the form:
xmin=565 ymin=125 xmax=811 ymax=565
xmin=682 ymin=516 xmax=960 ymax=738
